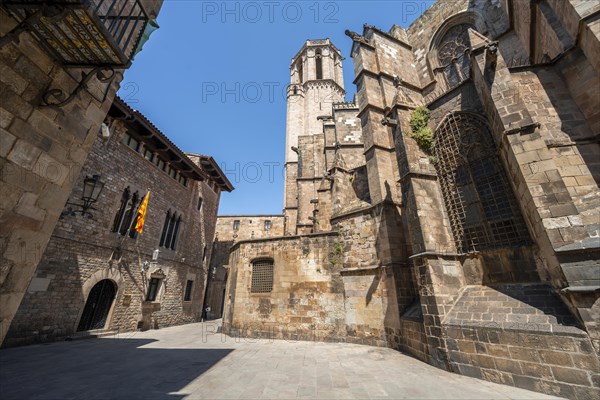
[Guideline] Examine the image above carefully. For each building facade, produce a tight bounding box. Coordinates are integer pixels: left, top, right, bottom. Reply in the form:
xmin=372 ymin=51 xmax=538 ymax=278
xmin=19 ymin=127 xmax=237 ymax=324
xmin=0 ymin=0 xmax=164 ymax=344
xmin=205 ymin=215 xmax=284 ymax=319
xmin=4 ymin=97 xmax=233 ymax=346
xmin=222 ymin=1 xmax=600 ymax=398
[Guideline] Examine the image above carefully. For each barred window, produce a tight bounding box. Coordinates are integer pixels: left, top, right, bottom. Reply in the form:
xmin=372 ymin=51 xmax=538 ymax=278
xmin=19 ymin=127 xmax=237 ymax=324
xmin=159 ymin=210 xmax=182 ymax=250
xmin=434 ymin=113 xmax=530 ymax=253
xmin=251 ymin=259 xmax=274 ymax=294
xmin=264 ymin=220 xmax=271 ymax=231
xmin=112 ymin=187 xmax=141 ymax=238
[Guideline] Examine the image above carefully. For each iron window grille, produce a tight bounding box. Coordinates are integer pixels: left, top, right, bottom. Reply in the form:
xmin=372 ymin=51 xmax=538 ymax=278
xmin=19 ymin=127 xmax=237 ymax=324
xmin=183 ymin=280 xmax=193 ymax=301
xmin=233 ymin=220 xmax=240 ymax=230
xmin=264 ymin=220 xmax=272 ymax=231
xmin=112 ymin=187 xmax=140 ymax=238
xmin=251 ymin=259 xmax=274 ymax=294
xmin=434 ymin=113 xmax=530 ymax=253
xmin=1 ymin=1 xmax=152 ymax=107
xmin=159 ymin=210 xmax=182 ymax=250
xmin=1 ymin=0 xmax=149 ymax=68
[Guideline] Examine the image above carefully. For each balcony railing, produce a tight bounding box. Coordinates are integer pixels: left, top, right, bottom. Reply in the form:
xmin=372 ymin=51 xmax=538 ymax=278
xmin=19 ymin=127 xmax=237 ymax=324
xmin=1 ymin=0 xmax=149 ymax=67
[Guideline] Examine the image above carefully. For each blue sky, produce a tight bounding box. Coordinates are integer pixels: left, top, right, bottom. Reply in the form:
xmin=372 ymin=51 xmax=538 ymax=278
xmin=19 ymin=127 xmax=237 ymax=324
xmin=119 ymin=1 xmax=434 ymax=215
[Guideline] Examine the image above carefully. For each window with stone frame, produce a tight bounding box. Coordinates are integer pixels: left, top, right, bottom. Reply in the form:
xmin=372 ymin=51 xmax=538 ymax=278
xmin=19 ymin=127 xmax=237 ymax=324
xmin=183 ymin=280 xmax=194 ymax=302
xmin=315 ymin=48 xmax=323 ymax=80
xmin=436 ymin=23 xmax=473 ymax=87
xmin=159 ymin=210 xmax=182 ymax=250
xmin=434 ymin=113 xmax=530 ymax=253
xmin=298 ymin=61 xmax=303 ymax=83
xmin=250 ymin=259 xmax=274 ymax=294
xmin=146 ymin=277 xmax=161 ymax=301
xmin=233 ymin=220 xmax=240 ymax=230
xmin=264 ymin=220 xmax=272 ymax=231
xmin=112 ymin=187 xmax=141 ymax=238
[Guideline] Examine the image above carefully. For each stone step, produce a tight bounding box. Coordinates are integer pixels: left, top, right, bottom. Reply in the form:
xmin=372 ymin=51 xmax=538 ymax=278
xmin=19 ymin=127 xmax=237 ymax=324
xmin=66 ymin=330 xmax=120 ymax=341
xmin=444 ymin=283 xmax=584 ymax=335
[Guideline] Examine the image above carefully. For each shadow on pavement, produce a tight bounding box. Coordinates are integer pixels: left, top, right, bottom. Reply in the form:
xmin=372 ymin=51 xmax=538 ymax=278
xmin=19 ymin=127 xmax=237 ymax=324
xmin=0 ymin=337 xmax=233 ymax=400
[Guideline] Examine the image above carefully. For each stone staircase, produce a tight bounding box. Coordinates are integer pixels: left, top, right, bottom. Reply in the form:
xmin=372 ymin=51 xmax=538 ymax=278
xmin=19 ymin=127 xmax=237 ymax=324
xmin=441 ymin=284 xmax=598 ymax=399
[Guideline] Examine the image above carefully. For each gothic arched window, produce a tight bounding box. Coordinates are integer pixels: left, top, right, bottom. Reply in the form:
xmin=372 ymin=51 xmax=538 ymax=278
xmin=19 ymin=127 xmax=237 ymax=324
xmin=298 ymin=61 xmax=303 ymax=83
xmin=437 ymin=24 xmax=472 ymax=65
xmin=436 ymin=23 xmax=473 ymax=86
xmin=112 ymin=187 xmax=141 ymax=238
xmin=434 ymin=113 xmax=530 ymax=253
xmin=315 ymin=49 xmax=323 ymax=80
xmin=159 ymin=210 xmax=182 ymax=250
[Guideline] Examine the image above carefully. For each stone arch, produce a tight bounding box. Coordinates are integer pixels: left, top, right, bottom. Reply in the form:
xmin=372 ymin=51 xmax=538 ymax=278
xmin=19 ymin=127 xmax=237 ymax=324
xmin=433 ymin=112 xmax=530 ymax=253
xmin=75 ymin=267 xmax=125 ymax=332
xmin=427 ymin=11 xmax=488 ymax=72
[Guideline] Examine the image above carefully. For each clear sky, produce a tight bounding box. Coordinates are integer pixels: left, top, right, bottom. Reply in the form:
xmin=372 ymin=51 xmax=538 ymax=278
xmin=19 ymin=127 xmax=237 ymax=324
xmin=119 ymin=0 xmax=434 ymax=215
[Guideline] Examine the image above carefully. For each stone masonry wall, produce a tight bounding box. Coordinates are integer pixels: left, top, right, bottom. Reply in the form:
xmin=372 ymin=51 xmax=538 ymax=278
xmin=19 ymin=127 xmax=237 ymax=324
xmin=222 ymin=230 xmax=411 ymax=348
xmin=216 ymin=215 xmax=285 ymax=242
xmin=205 ymin=215 xmax=285 ymax=318
xmin=223 ymin=233 xmax=349 ymax=342
xmin=5 ymin=109 xmax=219 ymax=346
xmin=342 ymin=2 xmax=600 ymax=398
xmin=0 ymin=3 xmax=163 ymax=344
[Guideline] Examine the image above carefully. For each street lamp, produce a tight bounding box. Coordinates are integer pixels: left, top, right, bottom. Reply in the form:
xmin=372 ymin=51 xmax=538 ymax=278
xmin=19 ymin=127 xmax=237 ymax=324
xmin=61 ymin=175 xmax=105 ymax=218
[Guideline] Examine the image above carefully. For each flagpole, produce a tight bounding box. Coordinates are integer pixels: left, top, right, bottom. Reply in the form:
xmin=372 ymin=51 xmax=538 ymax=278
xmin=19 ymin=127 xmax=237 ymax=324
xmin=133 ymin=191 xmax=150 ymax=234
xmin=119 ymin=191 xmax=148 ymax=244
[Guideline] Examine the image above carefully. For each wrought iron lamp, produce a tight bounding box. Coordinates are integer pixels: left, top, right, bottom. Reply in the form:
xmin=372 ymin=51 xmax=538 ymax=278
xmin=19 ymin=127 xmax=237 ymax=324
xmin=62 ymin=174 xmax=105 ymax=218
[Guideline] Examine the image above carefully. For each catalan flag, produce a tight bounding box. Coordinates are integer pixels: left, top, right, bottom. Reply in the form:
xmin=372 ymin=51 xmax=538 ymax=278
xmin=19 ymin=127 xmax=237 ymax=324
xmin=135 ymin=192 xmax=150 ymax=234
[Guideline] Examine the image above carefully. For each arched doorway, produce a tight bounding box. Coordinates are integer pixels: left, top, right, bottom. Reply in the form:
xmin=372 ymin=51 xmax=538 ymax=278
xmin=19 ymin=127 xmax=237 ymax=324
xmin=77 ymin=279 xmax=117 ymax=331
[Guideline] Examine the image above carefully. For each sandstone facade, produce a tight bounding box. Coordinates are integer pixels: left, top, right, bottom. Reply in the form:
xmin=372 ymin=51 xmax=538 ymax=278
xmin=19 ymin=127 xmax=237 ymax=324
xmin=0 ymin=0 xmax=164 ymax=344
xmin=222 ymin=1 xmax=600 ymax=398
xmin=205 ymin=215 xmax=284 ymax=319
xmin=4 ymin=97 xmax=233 ymax=346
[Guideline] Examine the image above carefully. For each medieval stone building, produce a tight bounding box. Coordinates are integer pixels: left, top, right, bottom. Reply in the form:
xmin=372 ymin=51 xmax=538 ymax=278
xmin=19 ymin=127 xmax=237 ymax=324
xmin=0 ymin=0 xmax=164 ymax=345
xmin=221 ymin=0 xmax=599 ymax=398
xmin=4 ymin=97 xmax=233 ymax=346
xmin=205 ymin=215 xmax=285 ymax=319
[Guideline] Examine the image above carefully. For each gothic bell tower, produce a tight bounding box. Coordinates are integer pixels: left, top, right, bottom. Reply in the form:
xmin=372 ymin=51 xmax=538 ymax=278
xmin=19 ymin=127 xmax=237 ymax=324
xmin=283 ymin=39 xmax=345 ymax=235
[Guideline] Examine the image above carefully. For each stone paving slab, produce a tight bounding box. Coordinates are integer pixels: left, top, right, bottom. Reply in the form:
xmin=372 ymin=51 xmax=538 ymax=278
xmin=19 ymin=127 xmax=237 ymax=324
xmin=0 ymin=322 xmax=561 ymax=400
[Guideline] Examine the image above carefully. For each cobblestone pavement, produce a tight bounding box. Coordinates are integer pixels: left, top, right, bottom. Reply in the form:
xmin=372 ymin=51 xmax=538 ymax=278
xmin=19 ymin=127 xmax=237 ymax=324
xmin=0 ymin=322 xmax=560 ymax=400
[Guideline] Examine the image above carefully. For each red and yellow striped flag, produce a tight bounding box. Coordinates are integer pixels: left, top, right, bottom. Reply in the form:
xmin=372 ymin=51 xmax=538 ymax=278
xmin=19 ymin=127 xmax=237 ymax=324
xmin=135 ymin=192 xmax=150 ymax=234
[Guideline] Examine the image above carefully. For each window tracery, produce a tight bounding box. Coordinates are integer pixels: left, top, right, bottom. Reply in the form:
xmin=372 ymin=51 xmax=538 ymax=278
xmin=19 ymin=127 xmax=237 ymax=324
xmin=434 ymin=113 xmax=530 ymax=253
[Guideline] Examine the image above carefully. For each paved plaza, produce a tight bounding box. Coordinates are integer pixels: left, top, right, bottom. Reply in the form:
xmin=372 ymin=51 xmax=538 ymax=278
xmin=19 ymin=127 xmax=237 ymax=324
xmin=0 ymin=322 xmax=560 ymax=400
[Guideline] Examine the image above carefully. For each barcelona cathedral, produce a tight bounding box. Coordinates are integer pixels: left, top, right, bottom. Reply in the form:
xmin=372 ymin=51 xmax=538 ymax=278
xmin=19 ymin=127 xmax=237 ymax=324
xmin=211 ymin=0 xmax=600 ymax=398
xmin=0 ymin=0 xmax=599 ymax=398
